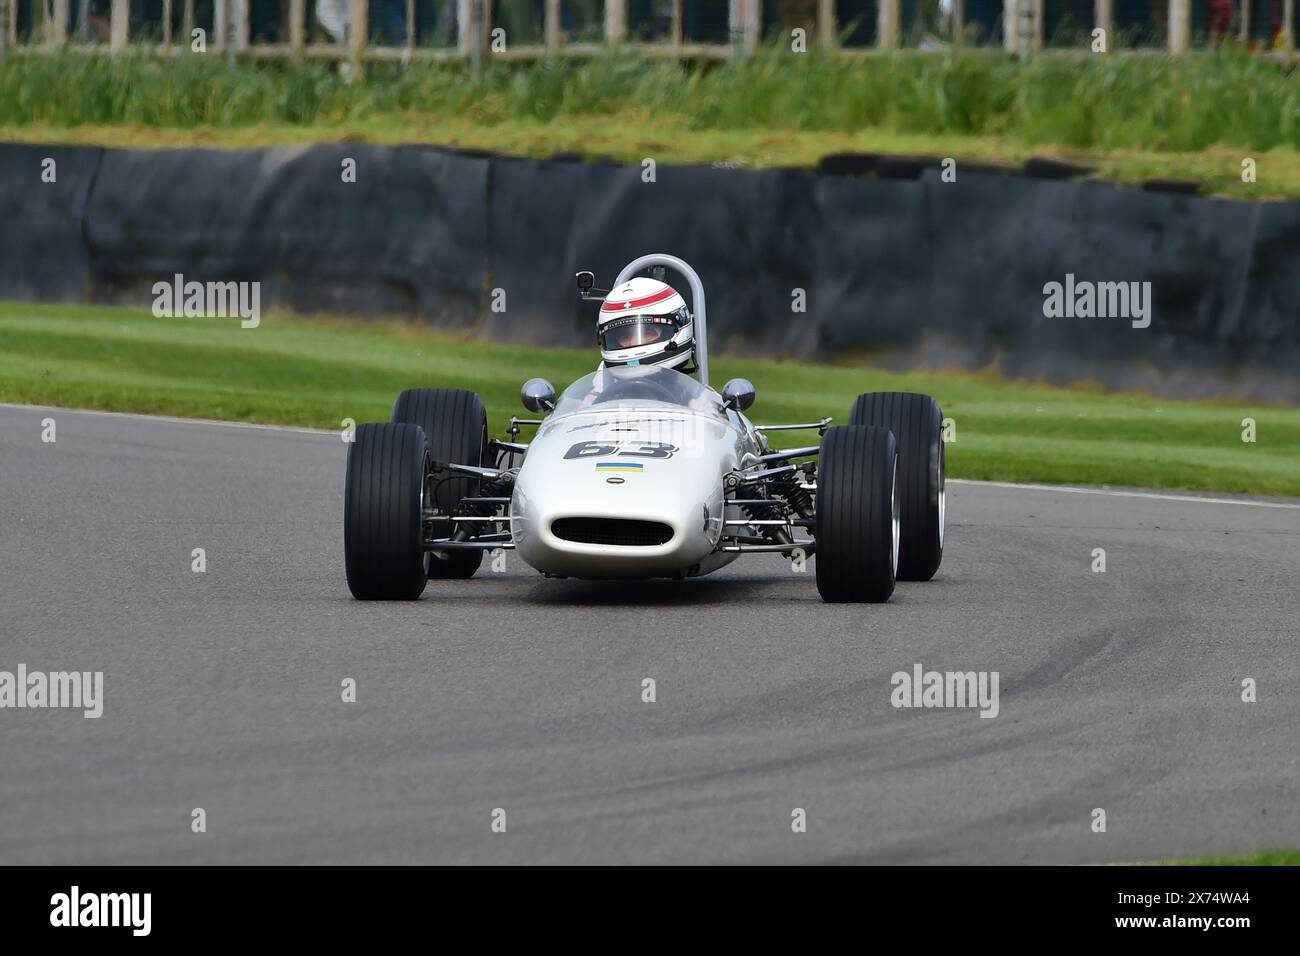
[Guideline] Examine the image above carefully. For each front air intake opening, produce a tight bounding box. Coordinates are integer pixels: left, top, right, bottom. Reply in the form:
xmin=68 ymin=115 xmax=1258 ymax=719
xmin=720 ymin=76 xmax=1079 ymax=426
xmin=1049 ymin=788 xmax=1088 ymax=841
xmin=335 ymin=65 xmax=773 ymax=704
xmin=551 ymin=517 xmax=674 ymax=547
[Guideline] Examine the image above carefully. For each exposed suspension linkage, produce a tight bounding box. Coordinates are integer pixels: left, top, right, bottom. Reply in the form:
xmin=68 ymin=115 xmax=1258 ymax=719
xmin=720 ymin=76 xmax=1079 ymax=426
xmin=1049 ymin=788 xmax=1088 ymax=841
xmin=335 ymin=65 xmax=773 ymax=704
xmin=719 ymin=450 xmax=819 ymax=557
xmin=422 ymin=437 xmax=529 ymax=552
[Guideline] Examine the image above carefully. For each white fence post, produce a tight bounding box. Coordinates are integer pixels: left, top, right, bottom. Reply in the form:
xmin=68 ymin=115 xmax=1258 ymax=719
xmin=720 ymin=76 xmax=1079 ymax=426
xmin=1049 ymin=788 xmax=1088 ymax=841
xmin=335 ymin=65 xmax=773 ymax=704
xmin=545 ymin=0 xmax=560 ymax=51
xmin=291 ymin=0 xmax=305 ymax=56
xmin=458 ymin=0 xmax=472 ymax=52
xmin=1017 ymin=0 xmax=1031 ymax=55
xmin=214 ymin=0 xmax=227 ymax=50
xmin=49 ymin=0 xmax=69 ymax=44
xmin=350 ymin=0 xmax=368 ymax=67
xmin=234 ymin=0 xmax=249 ymax=50
xmin=464 ymin=0 xmax=487 ymax=75
xmin=1094 ymin=0 xmax=1112 ymax=50
xmin=111 ymin=0 xmax=130 ymax=49
xmin=878 ymin=0 xmax=898 ymax=49
xmin=605 ymin=0 xmax=627 ymax=42
xmin=817 ymin=0 xmax=834 ymax=47
xmin=730 ymin=0 xmax=760 ymax=56
xmin=1169 ymin=0 xmax=1189 ymax=52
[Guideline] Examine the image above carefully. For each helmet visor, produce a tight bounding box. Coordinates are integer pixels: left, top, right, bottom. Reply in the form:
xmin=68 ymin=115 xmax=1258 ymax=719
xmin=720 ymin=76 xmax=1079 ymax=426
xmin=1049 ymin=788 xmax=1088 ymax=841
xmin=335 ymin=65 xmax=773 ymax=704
xmin=600 ymin=315 xmax=677 ymax=352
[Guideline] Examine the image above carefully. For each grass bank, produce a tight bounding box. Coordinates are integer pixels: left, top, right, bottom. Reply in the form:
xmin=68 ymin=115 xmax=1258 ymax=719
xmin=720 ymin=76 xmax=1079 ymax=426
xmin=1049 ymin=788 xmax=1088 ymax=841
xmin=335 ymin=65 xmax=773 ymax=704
xmin=2 ymin=48 xmax=1300 ymax=198
xmin=2 ymin=303 xmax=1297 ymax=497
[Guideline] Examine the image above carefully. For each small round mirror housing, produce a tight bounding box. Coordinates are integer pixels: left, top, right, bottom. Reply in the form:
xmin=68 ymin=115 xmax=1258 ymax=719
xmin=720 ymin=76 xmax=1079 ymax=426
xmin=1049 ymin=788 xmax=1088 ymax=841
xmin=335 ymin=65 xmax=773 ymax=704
xmin=521 ymin=378 xmax=557 ymax=414
xmin=721 ymin=378 xmax=756 ymax=412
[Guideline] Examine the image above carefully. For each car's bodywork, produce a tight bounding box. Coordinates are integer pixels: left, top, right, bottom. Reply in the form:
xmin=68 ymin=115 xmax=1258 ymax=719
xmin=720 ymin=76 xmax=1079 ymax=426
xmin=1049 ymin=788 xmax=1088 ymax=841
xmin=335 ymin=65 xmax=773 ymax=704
xmin=511 ymin=365 xmax=756 ymax=578
xmin=425 ymin=254 xmax=827 ymax=580
xmin=346 ymin=253 xmax=942 ymax=602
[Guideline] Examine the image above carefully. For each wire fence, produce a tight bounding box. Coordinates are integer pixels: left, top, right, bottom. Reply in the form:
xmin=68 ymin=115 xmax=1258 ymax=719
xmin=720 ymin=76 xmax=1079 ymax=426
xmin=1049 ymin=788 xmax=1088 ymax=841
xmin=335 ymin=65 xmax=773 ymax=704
xmin=0 ymin=0 xmax=1294 ymax=57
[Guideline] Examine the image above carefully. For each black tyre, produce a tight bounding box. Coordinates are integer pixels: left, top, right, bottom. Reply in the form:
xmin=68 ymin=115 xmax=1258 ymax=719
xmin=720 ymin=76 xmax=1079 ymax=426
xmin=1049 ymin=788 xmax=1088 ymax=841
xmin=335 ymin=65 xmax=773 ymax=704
xmin=815 ymin=425 xmax=898 ymax=604
xmin=848 ymin=391 xmax=945 ymax=581
xmin=391 ymin=388 xmax=489 ymax=579
xmin=344 ymin=423 xmax=430 ymax=601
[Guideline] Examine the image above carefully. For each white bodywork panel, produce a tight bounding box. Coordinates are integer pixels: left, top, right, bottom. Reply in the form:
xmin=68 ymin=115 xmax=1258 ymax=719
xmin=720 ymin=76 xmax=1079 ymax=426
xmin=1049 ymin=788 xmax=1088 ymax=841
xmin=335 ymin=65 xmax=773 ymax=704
xmin=510 ymin=366 xmax=763 ymax=578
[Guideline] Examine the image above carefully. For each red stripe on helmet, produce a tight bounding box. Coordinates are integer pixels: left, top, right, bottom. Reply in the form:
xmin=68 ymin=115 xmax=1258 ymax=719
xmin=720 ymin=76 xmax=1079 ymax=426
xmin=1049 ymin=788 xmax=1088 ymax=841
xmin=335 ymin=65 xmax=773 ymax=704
xmin=600 ymin=287 xmax=679 ymax=312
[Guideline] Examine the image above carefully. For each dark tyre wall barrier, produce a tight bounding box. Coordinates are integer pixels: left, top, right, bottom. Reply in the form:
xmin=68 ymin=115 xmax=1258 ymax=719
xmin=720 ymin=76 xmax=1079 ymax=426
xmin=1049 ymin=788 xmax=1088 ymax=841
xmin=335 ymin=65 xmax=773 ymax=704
xmin=83 ymin=143 xmax=490 ymax=326
xmin=1 ymin=142 xmax=1297 ymax=403
xmin=0 ymin=144 xmax=102 ymax=301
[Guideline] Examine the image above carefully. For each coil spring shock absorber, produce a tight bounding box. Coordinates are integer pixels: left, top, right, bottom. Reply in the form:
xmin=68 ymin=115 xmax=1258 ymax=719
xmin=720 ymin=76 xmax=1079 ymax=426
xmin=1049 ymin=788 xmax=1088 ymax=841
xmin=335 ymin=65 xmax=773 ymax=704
xmin=741 ymin=493 xmax=792 ymax=545
xmin=782 ymin=481 xmax=813 ymax=521
xmin=453 ymin=473 xmax=511 ymax=542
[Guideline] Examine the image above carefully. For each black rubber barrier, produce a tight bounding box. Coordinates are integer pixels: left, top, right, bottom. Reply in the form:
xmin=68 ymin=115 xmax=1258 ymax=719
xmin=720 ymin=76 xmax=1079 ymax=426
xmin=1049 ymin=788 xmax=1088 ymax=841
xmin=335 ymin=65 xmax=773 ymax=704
xmin=0 ymin=143 xmax=102 ymax=301
xmin=83 ymin=143 xmax=489 ymax=323
xmin=1 ymin=141 xmax=1296 ymax=402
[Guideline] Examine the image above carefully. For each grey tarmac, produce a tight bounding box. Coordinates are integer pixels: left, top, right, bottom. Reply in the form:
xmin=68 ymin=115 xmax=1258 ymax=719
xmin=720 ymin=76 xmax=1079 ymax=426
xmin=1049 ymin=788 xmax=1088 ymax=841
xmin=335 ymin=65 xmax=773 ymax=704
xmin=1 ymin=404 xmax=1296 ymax=864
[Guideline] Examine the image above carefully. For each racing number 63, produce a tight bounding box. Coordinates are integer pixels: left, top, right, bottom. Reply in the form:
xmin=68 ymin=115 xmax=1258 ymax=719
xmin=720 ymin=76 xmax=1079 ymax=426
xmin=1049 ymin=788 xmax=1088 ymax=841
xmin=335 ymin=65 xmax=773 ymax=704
xmin=563 ymin=441 xmax=678 ymax=460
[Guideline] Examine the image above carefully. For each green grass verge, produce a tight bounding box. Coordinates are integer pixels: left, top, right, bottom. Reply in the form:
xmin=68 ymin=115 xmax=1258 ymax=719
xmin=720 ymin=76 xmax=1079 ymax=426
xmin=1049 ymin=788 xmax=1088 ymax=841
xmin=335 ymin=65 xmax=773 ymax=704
xmin=3 ymin=47 xmax=1300 ymax=199
xmin=3 ymin=303 xmax=1297 ymax=496
xmin=1151 ymin=849 xmax=1300 ymax=865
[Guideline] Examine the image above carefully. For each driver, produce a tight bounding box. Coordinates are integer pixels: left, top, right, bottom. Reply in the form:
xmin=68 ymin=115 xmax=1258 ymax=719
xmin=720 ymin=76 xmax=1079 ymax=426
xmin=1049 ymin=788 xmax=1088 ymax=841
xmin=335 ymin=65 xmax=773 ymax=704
xmin=597 ymin=278 xmax=696 ymax=375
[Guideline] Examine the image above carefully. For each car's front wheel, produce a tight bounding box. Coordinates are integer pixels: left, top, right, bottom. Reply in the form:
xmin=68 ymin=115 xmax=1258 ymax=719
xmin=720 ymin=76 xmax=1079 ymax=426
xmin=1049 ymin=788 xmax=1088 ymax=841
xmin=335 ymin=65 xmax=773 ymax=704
xmin=815 ymin=425 xmax=898 ymax=604
xmin=391 ymin=388 xmax=489 ymax=580
xmin=344 ymin=422 xmax=430 ymax=601
xmin=849 ymin=391 xmax=945 ymax=581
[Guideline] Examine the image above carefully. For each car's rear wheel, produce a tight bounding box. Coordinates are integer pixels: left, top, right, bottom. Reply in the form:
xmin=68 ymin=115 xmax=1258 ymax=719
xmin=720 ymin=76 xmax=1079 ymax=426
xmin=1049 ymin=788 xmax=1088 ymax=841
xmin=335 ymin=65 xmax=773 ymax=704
xmin=391 ymin=388 xmax=489 ymax=579
xmin=848 ymin=391 xmax=945 ymax=581
xmin=344 ymin=423 xmax=430 ymax=601
xmin=815 ymin=425 xmax=898 ymax=604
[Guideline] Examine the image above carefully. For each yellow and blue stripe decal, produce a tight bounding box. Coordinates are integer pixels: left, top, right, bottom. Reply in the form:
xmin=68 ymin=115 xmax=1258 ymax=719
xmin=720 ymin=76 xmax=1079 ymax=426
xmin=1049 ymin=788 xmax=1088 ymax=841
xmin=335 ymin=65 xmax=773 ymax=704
xmin=595 ymin=461 xmax=644 ymax=472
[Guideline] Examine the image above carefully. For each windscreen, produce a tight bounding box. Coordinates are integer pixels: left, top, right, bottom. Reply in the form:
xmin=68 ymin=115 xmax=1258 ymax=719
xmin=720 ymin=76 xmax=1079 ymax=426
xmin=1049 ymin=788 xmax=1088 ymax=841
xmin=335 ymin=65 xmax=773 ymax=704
xmin=553 ymin=365 xmax=727 ymax=420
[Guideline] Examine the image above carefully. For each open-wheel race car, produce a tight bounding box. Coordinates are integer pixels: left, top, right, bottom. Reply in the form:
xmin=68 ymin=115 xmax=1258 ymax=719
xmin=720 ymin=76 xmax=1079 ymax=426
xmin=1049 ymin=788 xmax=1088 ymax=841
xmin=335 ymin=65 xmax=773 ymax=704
xmin=343 ymin=254 xmax=945 ymax=603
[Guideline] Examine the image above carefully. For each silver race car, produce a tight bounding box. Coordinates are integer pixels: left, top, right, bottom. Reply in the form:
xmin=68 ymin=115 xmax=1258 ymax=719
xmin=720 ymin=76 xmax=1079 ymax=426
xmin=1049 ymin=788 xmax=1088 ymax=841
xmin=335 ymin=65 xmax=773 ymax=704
xmin=343 ymin=254 xmax=945 ymax=603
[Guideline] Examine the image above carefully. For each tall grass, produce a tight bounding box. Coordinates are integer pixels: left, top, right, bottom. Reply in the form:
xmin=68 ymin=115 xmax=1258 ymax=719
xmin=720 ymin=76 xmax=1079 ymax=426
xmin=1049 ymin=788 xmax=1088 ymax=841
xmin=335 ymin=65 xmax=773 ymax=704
xmin=2 ymin=46 xmax=1298 ymax=152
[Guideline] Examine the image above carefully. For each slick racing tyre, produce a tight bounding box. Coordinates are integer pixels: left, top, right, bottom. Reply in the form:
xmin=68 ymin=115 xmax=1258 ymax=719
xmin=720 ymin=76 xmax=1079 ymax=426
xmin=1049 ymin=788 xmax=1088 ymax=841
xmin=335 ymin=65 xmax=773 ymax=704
xmin=815 ymin=425 xmax=898 ymax=604
xmin=849 ymin=391 xmax=945 ymax=581
xmin=392 ymin=388 xmax=489 ymax=579
xmin=344 ymin=423 xmax=430 ymax=601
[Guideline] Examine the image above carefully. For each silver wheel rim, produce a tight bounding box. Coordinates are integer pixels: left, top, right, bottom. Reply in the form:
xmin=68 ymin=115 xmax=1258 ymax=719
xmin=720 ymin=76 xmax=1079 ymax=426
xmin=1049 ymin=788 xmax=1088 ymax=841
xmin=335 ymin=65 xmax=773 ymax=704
xmin=891 ymin=457 xmax=900 ymax=577
xmin=421 ymin=451 xmax=433 ymax=573
xmin=937 ymin=444 xmax=946 ymax=549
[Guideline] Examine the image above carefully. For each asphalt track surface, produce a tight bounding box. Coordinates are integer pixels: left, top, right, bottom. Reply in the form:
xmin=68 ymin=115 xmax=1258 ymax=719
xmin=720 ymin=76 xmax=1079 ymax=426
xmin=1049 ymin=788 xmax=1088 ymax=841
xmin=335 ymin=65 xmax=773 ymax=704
xmin=2 ymin=404 xmax=1297 ymax=865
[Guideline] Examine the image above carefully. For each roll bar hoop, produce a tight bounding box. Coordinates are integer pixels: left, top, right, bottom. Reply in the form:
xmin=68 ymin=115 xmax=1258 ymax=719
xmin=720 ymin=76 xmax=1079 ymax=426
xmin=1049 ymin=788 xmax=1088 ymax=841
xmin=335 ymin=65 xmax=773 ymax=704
xmin=612 ymin=254 xmax=710 ymax=387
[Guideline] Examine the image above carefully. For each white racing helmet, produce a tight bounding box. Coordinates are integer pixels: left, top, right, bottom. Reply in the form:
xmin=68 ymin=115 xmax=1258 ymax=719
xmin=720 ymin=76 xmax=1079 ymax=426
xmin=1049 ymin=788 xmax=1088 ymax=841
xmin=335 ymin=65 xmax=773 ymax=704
xmin=597 ymin=277 xmax=695 ymax=372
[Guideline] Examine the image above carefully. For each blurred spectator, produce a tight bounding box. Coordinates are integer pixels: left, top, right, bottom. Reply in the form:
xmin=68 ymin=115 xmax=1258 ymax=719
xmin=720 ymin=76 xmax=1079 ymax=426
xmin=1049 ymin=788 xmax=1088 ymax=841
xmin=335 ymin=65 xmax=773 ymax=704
xmin=1209 ymin=0 xmax=1233 ymax=41
xmin=316 ymin=0 xmax=348 ymax=41
xmin=75 ymin=0 xmax=112 ymax=41
xmin=315 ymin=0 xmax=408 ymax=44
xmin=1269 ymin=0 xmax=1285 ymax=46
xmin=938 ymin=0 xmax=955 ymax=39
